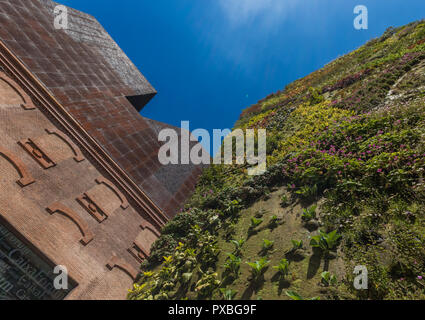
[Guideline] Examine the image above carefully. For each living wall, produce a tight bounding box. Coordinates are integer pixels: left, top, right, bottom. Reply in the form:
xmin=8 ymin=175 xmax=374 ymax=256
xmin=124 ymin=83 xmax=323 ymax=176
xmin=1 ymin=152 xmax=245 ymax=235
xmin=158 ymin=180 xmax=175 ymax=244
xmin=128 ymin=21 xmax=425 ymax=301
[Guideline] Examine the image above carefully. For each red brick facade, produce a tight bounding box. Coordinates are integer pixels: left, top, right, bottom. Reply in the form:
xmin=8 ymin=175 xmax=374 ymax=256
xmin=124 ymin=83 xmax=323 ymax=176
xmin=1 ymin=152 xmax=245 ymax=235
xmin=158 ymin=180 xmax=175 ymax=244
xmin=0 ymin=0 xmax=203 ymax=219
xmin=0 ymin=67 xmax=158 ymax=299
xmin=0 ymin=0 xmax=205 ymax=299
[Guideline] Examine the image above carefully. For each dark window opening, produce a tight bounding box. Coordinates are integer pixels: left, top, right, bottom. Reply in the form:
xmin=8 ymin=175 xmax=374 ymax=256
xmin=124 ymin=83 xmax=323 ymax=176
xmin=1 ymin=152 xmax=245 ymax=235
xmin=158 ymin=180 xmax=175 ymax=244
xmin=126 ymin=93 xmax=157 ymax=113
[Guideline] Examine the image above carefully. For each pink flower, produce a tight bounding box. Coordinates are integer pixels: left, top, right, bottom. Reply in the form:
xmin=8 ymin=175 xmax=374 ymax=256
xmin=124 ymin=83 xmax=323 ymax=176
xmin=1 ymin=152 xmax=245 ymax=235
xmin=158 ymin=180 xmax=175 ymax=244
xmin=418 ymin=276 xmax=423 ymax=280
xmin=377 ymin=169 xmax=383 ymax=173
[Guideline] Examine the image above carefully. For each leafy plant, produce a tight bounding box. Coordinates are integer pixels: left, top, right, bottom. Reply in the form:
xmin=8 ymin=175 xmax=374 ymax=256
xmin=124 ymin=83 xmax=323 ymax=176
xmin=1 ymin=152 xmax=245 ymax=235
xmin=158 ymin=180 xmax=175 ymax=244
xmin=246 ymin=258 xmax=270 ymax=280
xmin=270 ymin=215 xmax=279 ymax=223
xmin=262 ymin=239 xmax=275 ymax=251
xmin=273 ymin=259 xmax=289 ymax=277
xmin=250 ymin=217 xmax=263 ymax=229
xmin=308 ymin=87 xmax=325 ymax=105
xmin=285 ymin=290 xmax=303 ymax=300
xmin=230 ymin=239 xmax=245 ymax=255
xmin=143 ymin=271 xmax=154 ymax=278
xmin=268 ymin=215 xmax=283 ymax=229
xmin=291 ymin=239 xmax=303 ymax=252
xmin=220 ymin=288 xmax=237 ymax=300
xmin=286 ymin=291 xmax=320 ymax=300
xmin=163 ymin=256 xmax=173 ymax=265
xmin=223 ymin=199 xmax=242 ymax=217
xmin=321 ymin=271 xmax=338 ymax=287
xmin=224 ymin=253 xmax=241 ymax=276
xmin=310 ymin=230 xmax=342 ymax=254
xmin=193 ymin=227 xmax=221 ymax=268
xmin=280 ymin=194 xmax=290 ymax=207
xmin=195 ymin=270 xmax=221 ymax=297
xmin=296 ymin=184 xmax=318 ymax=200
xmin=301 ymin=205 xmax=318 ymax=222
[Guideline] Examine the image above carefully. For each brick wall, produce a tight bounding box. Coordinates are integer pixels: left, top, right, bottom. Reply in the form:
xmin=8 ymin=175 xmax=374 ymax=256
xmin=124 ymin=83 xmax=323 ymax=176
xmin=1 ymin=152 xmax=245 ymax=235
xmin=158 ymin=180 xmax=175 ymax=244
xmin=0 ymin=0 xmax=204 ymax=218
xmin=0 ymin=70 xmax=159 ymax=299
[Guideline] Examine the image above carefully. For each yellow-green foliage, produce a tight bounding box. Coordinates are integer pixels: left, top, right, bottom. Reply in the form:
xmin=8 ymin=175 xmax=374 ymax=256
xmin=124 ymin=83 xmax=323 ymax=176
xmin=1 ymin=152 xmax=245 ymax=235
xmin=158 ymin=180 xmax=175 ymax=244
xmin=414 ymin=23 xmax=425 ymax=38
xmin=269 ymin=101 xmax=354 ymax=164
xmin=261 ymin=96 xmax=284 ymax=110
xmin=241 ymin=109 xmax=275 ymax=129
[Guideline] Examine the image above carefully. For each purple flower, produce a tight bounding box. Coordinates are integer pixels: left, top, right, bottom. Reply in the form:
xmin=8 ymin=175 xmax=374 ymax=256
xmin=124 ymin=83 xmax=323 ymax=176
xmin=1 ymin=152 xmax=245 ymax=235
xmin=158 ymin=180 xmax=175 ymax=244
xmin=418 ymin=276 xmax=423 ymax=280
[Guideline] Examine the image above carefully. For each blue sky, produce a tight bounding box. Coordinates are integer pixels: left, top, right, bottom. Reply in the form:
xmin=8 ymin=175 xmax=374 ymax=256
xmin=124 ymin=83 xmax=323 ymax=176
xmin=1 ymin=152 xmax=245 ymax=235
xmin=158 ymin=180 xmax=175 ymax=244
xmin=62 ymin=0 xmax=424 ymax=155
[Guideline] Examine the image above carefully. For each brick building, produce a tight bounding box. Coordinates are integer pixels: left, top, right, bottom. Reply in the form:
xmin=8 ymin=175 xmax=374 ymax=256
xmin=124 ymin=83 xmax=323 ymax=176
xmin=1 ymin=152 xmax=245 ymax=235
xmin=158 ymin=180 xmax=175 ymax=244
xmin=0 ymin=0 xmax=203 ymax=299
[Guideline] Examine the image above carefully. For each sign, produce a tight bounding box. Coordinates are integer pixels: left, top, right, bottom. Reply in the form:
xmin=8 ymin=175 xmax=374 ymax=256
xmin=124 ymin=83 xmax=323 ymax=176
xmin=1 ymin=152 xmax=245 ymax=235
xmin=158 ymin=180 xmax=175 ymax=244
xmin=0 ymin=224 xmax=76 ymax=300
